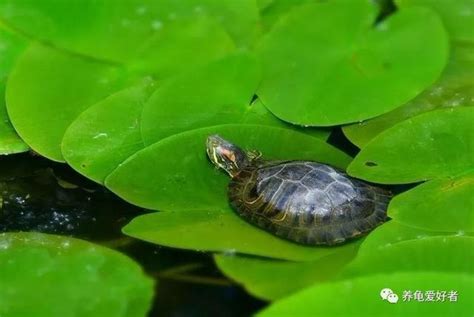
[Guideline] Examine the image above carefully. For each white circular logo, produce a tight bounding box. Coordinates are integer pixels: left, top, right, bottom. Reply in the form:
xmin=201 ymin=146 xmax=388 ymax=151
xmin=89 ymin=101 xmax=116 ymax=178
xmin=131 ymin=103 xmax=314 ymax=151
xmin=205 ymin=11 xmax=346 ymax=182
xmin=387 ymin=293 xmax=399 ymax=304
xmin=380 ymin=288 xmax=398 ymax=304
xmin=380 ymin=288 xmax=393 ymax=300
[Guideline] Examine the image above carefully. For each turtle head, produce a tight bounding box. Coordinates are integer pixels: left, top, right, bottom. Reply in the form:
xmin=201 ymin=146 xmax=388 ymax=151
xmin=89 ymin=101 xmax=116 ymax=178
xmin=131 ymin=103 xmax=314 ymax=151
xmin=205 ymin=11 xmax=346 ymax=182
xmin=206 ymin=135 xmax=249 ymax=178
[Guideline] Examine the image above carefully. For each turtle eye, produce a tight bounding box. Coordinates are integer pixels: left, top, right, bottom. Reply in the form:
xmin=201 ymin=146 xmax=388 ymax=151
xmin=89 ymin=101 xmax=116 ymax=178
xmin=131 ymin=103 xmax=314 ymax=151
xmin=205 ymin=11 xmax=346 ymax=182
xmin=220 ymin=148 xmax=236 ymax=164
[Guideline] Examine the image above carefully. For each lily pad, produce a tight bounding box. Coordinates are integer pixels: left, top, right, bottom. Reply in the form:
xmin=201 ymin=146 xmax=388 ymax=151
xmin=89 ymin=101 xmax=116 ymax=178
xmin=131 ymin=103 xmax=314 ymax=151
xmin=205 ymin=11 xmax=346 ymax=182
xmin=356 ymin=221 xmax=445 ymax=254
xmin=343 ymin=236 xmax=474 ymax=277
xmin=62 ymin=79 xmax=156 ymax=183
xmin=258 ymin=272 xmax=474 ymax=316
xmin=1 ymin=83 xmax=28 ymax=155
xmin=0 ymin=232 xmax=154 ymax=317
xmin=106 ymin=124 xmax=351 ymax=210
xmin=396 ymin=0 xmax=474 ymax=43
xmin=0 ymin=27 xmax=28 ymax=154
xmin=6 ymin=43 xmax=128 ymax=161
xmin=123 ymin=208 xmax=358 ymax=262
xmin=258 ymin=0 xmax=312 ymax=31
xmin=347 ymin=107 xmax=474 ymax=184
xmin=343 ymin=45 xmax=474 ymax=147
xmin=141 ymin=53 xmax=261 ymax=145
xmin=125 ymin=16 xmax=235 ymax=78
xmin=0 ymin=0 xmax=257 ymax=62
xmin=214 ymin=241 xmax=360 ymax=300
xmin=388 ymin=172 xmax=474 ymax=233
xmin=244 ymin=99 xmax=330 ymax=140
xmin=257 ymin=1 xmax=448 ymax=126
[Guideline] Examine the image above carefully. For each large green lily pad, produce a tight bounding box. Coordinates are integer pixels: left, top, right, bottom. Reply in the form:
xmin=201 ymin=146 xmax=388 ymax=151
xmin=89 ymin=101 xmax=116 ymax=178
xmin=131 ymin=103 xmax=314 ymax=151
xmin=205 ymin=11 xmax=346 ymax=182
xmin=6 ymin=43 xmax=127 ymax=161
xmin=347 ymin=107 xmax=474 ymax=184
xmin=141 ymin=53 xmax=261 ymax=145
xmin=0 ymin=0 xmax=257 ymax=62
xmin=3 ymin=1 xmax=256 ymax=161
xmin=244 ymin=99 xmax=330 ymax=140
xmin=106 ymin=124 xmax=351 ymax=210
xmin=0 ymin=26 xmax=28 ymax=154
xmin=0 ymin=232 xmax=154 ymax=317
xmin=0 ymin=82 xmax=28 ymax=155
xmin=396 ymin=0 xmax=474 ymax=43
xmin=258 ymin=272 xmax=474 ymax=316
xmin=214 ymin=241 xmax=360 ymax=300
xmin=258 ymin=0 xmax=311 ymax=31
xmin=257 ymin=1 xmax=448 ymax=126
xmin=388 ymin=172 xmax=474 ymax=233
xmin=62 ymin=80 xmax=156 ymax=183
xmin=343 ymin=236 xmax=474 ymax=277
xmin=140 ymin=53 xmax=328 ymax=146
xmin=356 ymin=221 xmax=445 ymax=254
xmin=123 ymin=208 xmax=358 ymax=262
xmin=343 ymin=45 xmax=474 ymax=147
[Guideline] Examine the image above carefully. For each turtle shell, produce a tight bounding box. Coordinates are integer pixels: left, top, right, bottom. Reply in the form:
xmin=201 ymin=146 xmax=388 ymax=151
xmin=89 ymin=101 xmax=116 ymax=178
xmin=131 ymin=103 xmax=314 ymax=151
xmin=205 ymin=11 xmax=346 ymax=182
xmin=228 ymin=161 xmax=391 ymax=245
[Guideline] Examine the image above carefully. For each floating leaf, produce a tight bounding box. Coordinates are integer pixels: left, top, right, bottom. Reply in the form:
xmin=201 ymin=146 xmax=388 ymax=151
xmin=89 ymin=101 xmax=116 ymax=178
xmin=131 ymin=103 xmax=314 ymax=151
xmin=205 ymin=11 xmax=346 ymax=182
xmin=0 ymin=83 xmax=28 ymax=155
xmin=0 ymin=0 xmax=257 ymax=62
xmin=396 ymin=0 xmax=474 ymax=43
xmin=356 ymin=221 xmax=445 ymax=253
xmin=343 ymin=236 xmax=474 ymax=277
xmin=123 ymin=209 xmax=357 ymax=262
xmin=0 ymin=232 xmax=154 ymax=317
xmin=140 ymin=53 xmax=329 ymax=146
xmin=257 ymin=1 xmax=448 ymax=125
xmin=347 ymin=107 xmax=474 ymax=184
xmin=3 ymin=0 xmax=255 ymax=161
xmin=343 ymin=45 xmax=474 ymax=147
xmin=214 ymin=241 xmax=360 ymax=300
xmin=244 ymin=99 xmax=330 ymax=140
xmin=388 ymin=172 xmax=474 ymax=233
xmin=258 ymin=272 xmax=474 ymax=316
xmin=257 ymin=0 xmax=275 ymax=11
xmin=126 ymin=16 xmax=234 ymax=78
xmin=62 ymin=80 xmax=156 ymax=183
xmin=141 ymin=53 xmax=261 ymax=145
xmin=6 ymin=43 xmax=127 ymax=161
xmin=106 ymin=124 xmax=351 ymax=210
xmin=0 ymin=27 xmax=28 ymax=154
xmin=258 ymin=0 xmax=311 ymax=31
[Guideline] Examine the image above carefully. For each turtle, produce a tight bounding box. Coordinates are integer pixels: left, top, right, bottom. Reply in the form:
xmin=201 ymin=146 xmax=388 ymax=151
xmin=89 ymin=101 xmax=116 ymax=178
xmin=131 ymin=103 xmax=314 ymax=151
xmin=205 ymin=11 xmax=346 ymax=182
xmin=206 ymin=135 xmax=392 ymax=246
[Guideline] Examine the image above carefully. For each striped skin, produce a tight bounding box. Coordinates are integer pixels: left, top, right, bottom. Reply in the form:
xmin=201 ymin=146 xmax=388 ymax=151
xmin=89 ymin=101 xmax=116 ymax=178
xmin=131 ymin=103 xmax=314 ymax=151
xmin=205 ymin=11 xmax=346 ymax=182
xmin=229 ymin=161 xmax=391 ymax=246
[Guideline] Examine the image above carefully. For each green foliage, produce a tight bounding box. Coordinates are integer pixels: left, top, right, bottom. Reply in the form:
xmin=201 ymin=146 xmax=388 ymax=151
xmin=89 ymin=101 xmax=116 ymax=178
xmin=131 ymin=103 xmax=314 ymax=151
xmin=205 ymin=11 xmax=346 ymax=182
xmin=0 ymin=232 xmax=154 ymax=317
xmin=0 ymin=27 xmax=28 ymax=154
xmin=343 ymin=236 xmax=474 ymax=277
xmin=214 ymin=242 xmax=360 ymax=300
xmin=257 ymin=0 xmax=311 ymax=31
xmin=259 ymin=272 xmax=474 ymax=316
xmin=6 ymin=44 xmax=127 ymax=161
xmin=1 ymin=0 xmax=260 ymax=161
xmin=0 ymin=1 xmax=472 ymax=315
xmin=343 ymin=45 xmax=474 ymax=147
xmin=354 ymin=221 xmax=444 ymax=252
xmin=396 ymin=0 xmax=474 ymax=43
xmin=348 ymin=107 xmax=474 ymax=183
xmin=0 ymin=0 xmax=257 ymax=61
xmin=388 ymin=172 xmax=474 ymax=233
xmin=257 ymin=1 xmax=448 ymax=125
xmin=123 ymin=209 xmax=356 ymax=261
xmin=62 ymin=80 xmax=156 ymax=183
xmin=141 ymin=53 xmax=261 ymax=145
